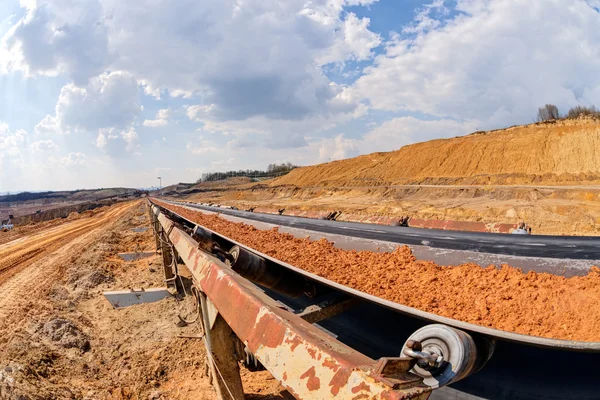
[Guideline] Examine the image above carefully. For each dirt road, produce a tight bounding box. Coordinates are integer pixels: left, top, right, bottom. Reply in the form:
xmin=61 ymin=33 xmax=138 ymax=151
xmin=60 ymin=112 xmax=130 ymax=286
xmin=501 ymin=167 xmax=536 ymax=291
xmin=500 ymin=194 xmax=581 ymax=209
xmin=0 ymin=202 xmax=132 ymax=287
xmin=0 ymin=200 xmax=288 ymax=399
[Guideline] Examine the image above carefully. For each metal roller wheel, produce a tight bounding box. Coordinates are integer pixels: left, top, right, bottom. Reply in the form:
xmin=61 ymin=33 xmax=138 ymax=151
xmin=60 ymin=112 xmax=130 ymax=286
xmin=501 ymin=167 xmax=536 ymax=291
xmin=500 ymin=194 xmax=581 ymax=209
xmin=401 ymin=324 xmax=478 ymax=388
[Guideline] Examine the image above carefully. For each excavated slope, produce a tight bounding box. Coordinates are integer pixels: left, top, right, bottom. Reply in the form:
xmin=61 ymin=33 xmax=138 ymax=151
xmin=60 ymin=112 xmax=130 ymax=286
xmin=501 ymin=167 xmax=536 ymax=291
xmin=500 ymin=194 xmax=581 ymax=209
xmin=273 ymin=119 xmax=600 ymax=187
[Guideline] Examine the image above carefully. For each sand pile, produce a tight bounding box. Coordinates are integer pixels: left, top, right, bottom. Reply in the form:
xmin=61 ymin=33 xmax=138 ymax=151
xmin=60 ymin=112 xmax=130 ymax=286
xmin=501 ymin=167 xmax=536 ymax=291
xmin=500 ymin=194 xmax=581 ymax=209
xmin=159 ymin=202 xmax=600 ymax=342
xmin=272 ymin=119 xmax=600 ymax=187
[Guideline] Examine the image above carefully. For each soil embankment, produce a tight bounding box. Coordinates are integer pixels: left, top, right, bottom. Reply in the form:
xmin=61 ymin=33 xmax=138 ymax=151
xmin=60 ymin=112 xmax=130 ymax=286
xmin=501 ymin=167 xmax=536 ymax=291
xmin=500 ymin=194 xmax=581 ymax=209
xmin=157 ymin=201 xmax=600 ymax=342
xmin=173 ymin=119 xmax=600 ymax=235
xmin=273 ymin=119 xmax=600 ymax=187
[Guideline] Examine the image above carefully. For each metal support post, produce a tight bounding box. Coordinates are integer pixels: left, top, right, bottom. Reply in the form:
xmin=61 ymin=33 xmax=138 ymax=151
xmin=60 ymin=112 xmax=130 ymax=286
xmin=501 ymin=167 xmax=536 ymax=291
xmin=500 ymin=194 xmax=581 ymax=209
xmin=159 ymin=229 xmax=176 ymax=289
xmin=201 ymin=294 xmax=245 ymax=400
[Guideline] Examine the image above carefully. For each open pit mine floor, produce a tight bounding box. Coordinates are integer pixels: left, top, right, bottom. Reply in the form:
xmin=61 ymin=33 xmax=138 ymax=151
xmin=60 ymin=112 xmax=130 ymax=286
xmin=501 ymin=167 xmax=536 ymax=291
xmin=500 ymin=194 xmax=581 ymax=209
xmin=156 ymin=200 xmax=600 ymax=342
xmin=0 ymin=200 xmax=288 ymax=399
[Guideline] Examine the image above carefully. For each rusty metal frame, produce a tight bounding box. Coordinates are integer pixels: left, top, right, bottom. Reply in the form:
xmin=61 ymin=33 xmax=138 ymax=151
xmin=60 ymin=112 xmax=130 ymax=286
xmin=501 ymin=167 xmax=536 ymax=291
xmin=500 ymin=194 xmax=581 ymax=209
xmin=151 ymin=203 xmax=431 ymax=399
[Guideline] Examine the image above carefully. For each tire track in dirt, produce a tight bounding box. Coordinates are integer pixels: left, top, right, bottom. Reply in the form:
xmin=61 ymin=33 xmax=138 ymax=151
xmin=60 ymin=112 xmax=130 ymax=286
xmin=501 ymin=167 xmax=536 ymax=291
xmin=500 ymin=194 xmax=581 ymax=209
xmin=0 ymin=201 xmax=136 ymax=319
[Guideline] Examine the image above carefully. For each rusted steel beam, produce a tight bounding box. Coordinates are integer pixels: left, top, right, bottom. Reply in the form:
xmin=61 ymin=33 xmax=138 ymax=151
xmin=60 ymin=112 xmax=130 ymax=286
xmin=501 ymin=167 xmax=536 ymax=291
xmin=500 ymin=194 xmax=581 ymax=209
xmin=152 ymin=204 xmax=431 ymax=399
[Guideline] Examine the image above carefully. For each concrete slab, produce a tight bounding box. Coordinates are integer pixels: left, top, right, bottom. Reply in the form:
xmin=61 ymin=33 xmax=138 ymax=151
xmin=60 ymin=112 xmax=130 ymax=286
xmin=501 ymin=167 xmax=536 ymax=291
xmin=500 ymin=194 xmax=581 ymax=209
xmin=118 ymin=251 xmax=155 ymax=261
xmin=103 ymin=288 xmax=171 ymax=308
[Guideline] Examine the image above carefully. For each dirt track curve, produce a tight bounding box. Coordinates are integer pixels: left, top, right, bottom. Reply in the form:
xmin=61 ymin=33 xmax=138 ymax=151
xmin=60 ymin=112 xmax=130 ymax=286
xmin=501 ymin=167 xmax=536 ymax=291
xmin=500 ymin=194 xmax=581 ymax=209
xmin=0 ymin=201 xmax=135 ymax=319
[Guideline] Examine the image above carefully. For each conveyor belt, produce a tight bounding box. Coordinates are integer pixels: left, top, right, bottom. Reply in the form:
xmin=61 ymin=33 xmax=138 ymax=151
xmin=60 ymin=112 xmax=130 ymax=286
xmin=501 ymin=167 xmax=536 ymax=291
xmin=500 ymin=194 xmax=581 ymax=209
xmin=153 ymin=200 xmax=600 ymax=399
xmin=168 ymin=200 xmax=600 ymax=260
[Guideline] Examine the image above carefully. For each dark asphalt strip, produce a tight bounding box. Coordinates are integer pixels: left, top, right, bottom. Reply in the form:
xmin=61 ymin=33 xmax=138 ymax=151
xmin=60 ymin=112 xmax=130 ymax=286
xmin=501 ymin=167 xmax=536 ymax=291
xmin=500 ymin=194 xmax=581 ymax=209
xmin=171 ymin=201 xmax=600 ymax=260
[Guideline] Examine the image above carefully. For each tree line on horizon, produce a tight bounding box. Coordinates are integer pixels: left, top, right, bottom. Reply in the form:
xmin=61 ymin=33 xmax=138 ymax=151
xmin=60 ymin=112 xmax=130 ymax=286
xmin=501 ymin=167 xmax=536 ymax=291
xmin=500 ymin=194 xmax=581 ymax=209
xmin=196 ymin=162 xmax=298 ymax=183
xmin=537 ymin=104 xmax=600 ymax=122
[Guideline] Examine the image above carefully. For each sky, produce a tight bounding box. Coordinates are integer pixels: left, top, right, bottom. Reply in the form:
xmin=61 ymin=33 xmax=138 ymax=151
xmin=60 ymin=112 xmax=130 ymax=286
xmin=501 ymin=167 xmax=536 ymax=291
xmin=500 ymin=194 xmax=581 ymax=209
xmin=0 ymin=0 xmax=600 ymax=192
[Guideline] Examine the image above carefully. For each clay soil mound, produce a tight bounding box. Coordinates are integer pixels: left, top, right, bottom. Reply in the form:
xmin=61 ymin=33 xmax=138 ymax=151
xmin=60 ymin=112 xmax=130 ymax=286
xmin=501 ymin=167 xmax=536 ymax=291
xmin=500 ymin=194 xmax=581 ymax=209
xmin=158 ymin=201 xmax=600 ymax=342
xmin=272 ymin=118 xmax=600 ymax=187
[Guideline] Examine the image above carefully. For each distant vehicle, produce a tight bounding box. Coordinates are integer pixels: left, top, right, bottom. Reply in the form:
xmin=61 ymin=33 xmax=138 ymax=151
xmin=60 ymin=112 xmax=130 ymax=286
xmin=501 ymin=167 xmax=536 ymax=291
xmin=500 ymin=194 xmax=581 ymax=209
xmin=511 ymin=228 xmax=529 ymax=235
xmin=1 ymin=220 xmax=13 ymax=231
xmin=511 ymin=221 xmax=532 ymax=235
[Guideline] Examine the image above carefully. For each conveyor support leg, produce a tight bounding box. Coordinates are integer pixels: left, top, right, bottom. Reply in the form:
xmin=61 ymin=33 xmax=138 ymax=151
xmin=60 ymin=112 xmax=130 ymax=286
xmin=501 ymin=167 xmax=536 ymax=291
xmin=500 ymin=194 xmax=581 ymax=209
xmin=201 ymin=295 xmax=245 ymax=400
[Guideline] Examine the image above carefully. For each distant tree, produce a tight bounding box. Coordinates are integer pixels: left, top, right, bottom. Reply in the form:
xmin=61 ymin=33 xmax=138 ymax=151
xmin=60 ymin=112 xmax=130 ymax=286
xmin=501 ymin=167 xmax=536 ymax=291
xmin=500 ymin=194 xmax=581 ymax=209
xmin=566 ymin=105 xmax=600 ymax=119
xmin=197 ymin=163 xmax=298 ymax=183
xmin=537 ymin=104 xmax=560 ymax=122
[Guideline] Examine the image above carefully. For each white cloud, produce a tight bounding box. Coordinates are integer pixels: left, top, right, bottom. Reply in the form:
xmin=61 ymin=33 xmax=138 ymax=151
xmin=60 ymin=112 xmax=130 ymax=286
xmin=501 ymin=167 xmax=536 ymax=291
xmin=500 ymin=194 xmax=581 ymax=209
xmin=34 ymin=115 xmax=61 ymax=135
xmin=60 ymin=152 xmax=86 ymax=167
xmin=30 ymin=139 xmax=58 ymax=152
xmin=156 ymin=108 xmax=171 ymax=119
xmin=3 ymin=0 xmax=109 ymax=85
xmin=309 ymin=117 xmax=476 ymax=164
xmin=143 ymin=119 xmax=167 ymax=127
xmin=0 ymin=124 xmax=28 ymax=168
xmin=317 ymin=13 xmax=381 ymax=65
xmin=36 ymin=71 xmax=140 ymax=156
xmin=143 ymin=108 xmax=172 ymax=127
xmin=2 ymin=0 xmax=377 ymax=127
xmin=317 ymin=134 xmax=359 ymax=162
xmin=53 ymin=71 xmax=140 ymax=132
xmin=354 ymin=0 xmax=600 ymax=128
xmin=361 ymin=116 xmax=478 ymax=153
xmin=36 ymin=71 xmax=139 ymax=137
xmin=95 ymin=127 xmax=139 ymax=156
xmin=186 ymin=142 xmax=218 ymax=155
xmin=185 ymin=104 xmax=216 ymax=123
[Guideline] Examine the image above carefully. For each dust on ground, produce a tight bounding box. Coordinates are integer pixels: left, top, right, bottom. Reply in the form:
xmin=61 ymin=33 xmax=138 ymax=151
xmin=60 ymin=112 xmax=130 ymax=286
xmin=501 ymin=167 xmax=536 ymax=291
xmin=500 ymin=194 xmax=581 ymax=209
xmin=158 ymin=201 xmax=600 ymax=342
xmin=0 ymin=200 xmax=288 ymax=399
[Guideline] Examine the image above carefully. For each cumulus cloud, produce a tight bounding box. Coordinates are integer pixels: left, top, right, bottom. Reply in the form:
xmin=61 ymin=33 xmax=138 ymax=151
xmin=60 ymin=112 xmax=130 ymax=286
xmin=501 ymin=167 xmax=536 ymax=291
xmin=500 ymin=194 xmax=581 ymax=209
xmin=95 ymin=127 xmax=139 ymax=156
xmin=0 ymin=123 xmax=28 ymax=169
xmin=34 ymin=115 xmax=61 ymax=135
xmin=4 ymin=0 xmax=377 ymax=124
xmin=317 ymin=13 xmax=381 ymax=65
xmin=30 ymin=139 xmax=58 ymax=152
xmin=354 ymin=0 xmax=600 ymax=128
xmin=143 ymin=119 xmax=167 ymax=127
xmin=317 ymin=134 xmax=360 ymax=162
xmin=37 ymin=71 xmax=139 ymax=135
xmin=142 ymin=108 xmax=172 ymax=127
xmin=35 ymin=71 xmax=140 ymax=156
xmin=156 ymin=108 xmax=172 ymax=119
xmin=3 ymin=0 xmax=109 ymax=85
xmin=60 ymin=152 xmax=86 ymax=167
xmin=186 ymin=142 xmax=218 ymax=155
xmin=361 ymin=116 xmax=478 ymax=153
xmin=2 ymin=0 xmax=383 ymax=154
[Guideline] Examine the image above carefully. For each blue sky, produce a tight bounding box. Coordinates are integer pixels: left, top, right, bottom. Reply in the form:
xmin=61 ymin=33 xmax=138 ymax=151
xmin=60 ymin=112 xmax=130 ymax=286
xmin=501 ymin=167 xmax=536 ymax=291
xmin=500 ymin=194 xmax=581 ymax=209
xmin=1 ymin=0 xmax=600 ymax=191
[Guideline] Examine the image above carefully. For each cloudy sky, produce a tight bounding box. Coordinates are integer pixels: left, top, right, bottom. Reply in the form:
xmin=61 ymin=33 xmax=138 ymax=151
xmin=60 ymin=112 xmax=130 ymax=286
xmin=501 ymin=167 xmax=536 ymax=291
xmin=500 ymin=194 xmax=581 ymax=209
xmin=1 ymin=0 xmax=599 ymax=191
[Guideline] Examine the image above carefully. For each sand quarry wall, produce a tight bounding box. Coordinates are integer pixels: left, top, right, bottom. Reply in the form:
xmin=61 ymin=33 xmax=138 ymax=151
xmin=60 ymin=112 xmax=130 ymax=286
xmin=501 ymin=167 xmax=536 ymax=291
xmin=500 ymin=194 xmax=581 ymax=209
xmin=273 ymin=119 xmax=600 ymax=187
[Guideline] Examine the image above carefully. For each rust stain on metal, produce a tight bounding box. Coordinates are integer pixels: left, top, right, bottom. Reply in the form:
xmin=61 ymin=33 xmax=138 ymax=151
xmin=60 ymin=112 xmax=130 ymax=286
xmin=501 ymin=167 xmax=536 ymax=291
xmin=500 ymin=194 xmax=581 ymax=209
xmin=329 ymin=368 xmax=353 ymax=396
xmin=351 ymin=382 xmax=371 ymax=394
xmin=284 ymin=335 xmax=303 ymax=352
xmin=322 ymin=358 xmax=340 ymax=372
xmin=282 ymin=372 xmax=287 ymax=381
xmin=203 ymin=266 xmax=288 ymax=352
xmin=351 ymin=394 xmax=370 ymax=400
xmin=299 ymin=366 xmax=321 ymax=391
xmin=307 ymin=347 xmax=317 ymax=359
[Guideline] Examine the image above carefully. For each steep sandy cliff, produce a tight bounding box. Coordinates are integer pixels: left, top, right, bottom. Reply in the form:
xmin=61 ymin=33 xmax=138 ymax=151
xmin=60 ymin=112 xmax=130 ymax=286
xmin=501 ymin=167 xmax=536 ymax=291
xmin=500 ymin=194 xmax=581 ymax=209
xmin=273 ymin=119 xmax=600 ymax=187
